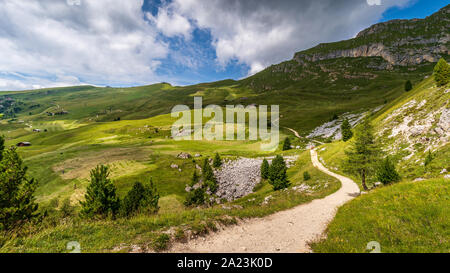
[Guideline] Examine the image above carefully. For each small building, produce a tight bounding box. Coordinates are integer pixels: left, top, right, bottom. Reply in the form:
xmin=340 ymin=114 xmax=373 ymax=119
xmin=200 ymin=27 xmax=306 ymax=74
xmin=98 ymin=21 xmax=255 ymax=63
xmin=17 ymin=142 xmax=32 ymax=147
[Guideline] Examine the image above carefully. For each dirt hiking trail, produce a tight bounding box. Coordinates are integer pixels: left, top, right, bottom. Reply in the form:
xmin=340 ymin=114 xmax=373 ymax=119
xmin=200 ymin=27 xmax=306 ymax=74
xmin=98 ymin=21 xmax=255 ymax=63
xmin=170 ymin=149 xmax=360 ymax=253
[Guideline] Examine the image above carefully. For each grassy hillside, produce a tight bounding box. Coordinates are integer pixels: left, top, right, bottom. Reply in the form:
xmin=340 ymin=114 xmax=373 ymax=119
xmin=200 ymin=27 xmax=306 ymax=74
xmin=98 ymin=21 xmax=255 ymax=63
xmin=312 ymin=76 xmax=449 ymax=253
xmin=0 ymin=150 xmax=340 ymax=253
xmin=316 ymin=76 xmax=449 ymax=189
xmin=311 ymin=178 xmax=449 ymax=253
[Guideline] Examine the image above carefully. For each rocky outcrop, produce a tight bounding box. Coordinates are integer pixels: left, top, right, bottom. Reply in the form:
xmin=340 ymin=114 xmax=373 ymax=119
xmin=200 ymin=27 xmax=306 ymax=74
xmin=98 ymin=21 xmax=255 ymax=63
xmin=295 ymin=35 xmax=449 ymax=67
xmin=214 ymin=158 xmax=263 ymax=202
xmin=293 ymin=5 xmax=450 ymax=67
xmin=213 ymin=156 xmax=298 ymax=202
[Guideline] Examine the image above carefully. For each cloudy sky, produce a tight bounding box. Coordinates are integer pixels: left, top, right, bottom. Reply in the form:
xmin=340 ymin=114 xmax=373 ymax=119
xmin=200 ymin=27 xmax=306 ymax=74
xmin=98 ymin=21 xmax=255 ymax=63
xmin=0 ymin=0 xmax=448 ymax=91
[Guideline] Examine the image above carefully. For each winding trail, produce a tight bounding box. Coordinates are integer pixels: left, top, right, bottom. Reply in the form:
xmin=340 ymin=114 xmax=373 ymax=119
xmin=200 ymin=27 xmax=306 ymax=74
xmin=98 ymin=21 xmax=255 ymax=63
xmin=170 ymin=148 xmax=360 ymax=253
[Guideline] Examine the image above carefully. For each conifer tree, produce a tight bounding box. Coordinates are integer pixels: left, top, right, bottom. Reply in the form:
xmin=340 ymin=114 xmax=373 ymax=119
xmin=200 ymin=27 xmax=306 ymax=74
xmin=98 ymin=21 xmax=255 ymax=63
xmin=261 ymin=159 xmax=269 ymax=180
xmin=268 ymin=155 xmax=290 ymax=190
xmin=343 ymin=118 xmax=380 ymax=191
xmin=282 ymin=137 xmax=292 ymax=151
xmin=0 ymin=147 xmax=39 ymax=230
xmin=341 ymin=119 xmax=353 ymax=142
xmin=121 ymin=180 xmax=159 ymax=217
xmin=434 ymin=58 xmax=450 ymax=86
xmin=0 ymin=135 xmax=4 ymax=161
xmin=202 ymin=158 xmax=217 ymax=193
xmin=213 ymin=152 xmax=222 ymax=168
xmin=376 ymin=157 xmax=400 ymax=185
xmin=80 ymin=165 xmax=120 ymax=218
xmin=404 ymin=80 xmax=413 ymax=91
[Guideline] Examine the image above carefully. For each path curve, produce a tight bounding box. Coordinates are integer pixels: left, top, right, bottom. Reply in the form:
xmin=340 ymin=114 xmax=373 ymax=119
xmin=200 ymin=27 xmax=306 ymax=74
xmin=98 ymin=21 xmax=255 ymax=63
xmin=285 ymin=127 xmax=325 ymax=145
xmin=170 ymin=149 xmax=360 ymax=253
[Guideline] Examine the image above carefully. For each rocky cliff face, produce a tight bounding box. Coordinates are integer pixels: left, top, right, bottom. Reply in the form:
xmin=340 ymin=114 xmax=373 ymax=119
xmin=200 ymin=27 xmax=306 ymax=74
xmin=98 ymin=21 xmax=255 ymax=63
xmin=294 ymin=5 xmax=450 ymax=67
xmin=295 ymin=37 xmax=448 ymax=67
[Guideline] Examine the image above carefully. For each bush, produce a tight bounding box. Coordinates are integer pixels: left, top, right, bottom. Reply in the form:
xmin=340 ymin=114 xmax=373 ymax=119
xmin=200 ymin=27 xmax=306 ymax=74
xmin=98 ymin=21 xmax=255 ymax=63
xmin=152 ymin=233 xmax=170 ymax=251
xmin=184 ymin=188 xmax=206 ymax=207
xmin=303 ymin=171 xmax=311 ymax=181
xmin=268 ymin=155 xmax=290 ymax=190
xmin=213 ymin=153 xmax=222 ymax=168
xmin=80 ymin=165 xmax=120 ymax=218
xmin=424 ymin=150 xmax=433 ymax=167
xmin=434 ymin=58 xmax=450 ymax=86
xmin=121 ymin=181 xmax=160 ymax=217
xmin=282 ymin=137 xmax=292 ymax=151
xmin=261 ymin=159 xmax=269 ymax=179
xmin=376 ymin=157 xmax=400 ymax=185
xmin=60 ymin=198 xmax=75 ymax=218
xmin=404 ymin=80 xmax=413 ymax=91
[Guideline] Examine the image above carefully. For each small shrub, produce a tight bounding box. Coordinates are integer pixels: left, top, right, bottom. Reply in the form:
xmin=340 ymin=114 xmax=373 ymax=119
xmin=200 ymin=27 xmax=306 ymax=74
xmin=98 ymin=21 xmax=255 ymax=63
xmin=424 ymin=150 xmax=434 ymax=167
xmin=303 ymin=171 xmax=311 ymax=181
xmin=121 ymin=180 xmax=159 ymax=217
xmin=434 ymin=58 xmax=450 ymax=86
xmin=206 ymin=220 xmax=218 ymax=232
xmin=174 ymin=228 xmax=186 ymax=242
xmin=213 ymin=153 xmax=222 ymax=168
xmin=341 ymin=119 xmax=353 ymax=142
xmin=60 ymin=198 xmax=75 ymax=218
xmin=282 ymin=137 xmax=292 ymax=151
xmin=261 ymin=159 xmax=269 ymax=179
xmin=376 ymin=157 xmax=400 ymax=185
xmin=152 ymin=233 xmax=170 ymax=251
xmin=404 ymin=80 xmax=413 ymax=91
xmin=49 ymin=198 xmax=59 ymax=209
xmin=184 ymin=188 xmax=205 ymax=207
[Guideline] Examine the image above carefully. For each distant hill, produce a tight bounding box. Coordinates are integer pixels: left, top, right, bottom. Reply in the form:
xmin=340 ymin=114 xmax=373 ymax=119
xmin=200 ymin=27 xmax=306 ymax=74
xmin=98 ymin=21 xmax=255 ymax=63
xmin=1 ymin=5 xmax=449 ymax=134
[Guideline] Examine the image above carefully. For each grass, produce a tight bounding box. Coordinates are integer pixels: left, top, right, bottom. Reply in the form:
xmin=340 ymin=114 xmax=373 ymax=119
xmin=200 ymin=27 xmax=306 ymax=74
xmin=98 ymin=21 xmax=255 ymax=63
xmin=311 ymin=178 xmax=450 ymax=253
xmin=0 ymin=150 xmax=340 ymax=253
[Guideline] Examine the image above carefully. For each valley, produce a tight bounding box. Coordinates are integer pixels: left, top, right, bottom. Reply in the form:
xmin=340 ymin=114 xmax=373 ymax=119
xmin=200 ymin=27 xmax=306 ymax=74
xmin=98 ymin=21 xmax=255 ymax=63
xmin=0 ymin=4 xmax=449 ymax=253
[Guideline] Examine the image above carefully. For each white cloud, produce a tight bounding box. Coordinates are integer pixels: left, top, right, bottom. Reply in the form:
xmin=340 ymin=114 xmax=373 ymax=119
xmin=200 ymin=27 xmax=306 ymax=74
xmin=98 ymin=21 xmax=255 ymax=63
xmin=367 ymin=0 xmax=382 ymax=6
xmin=147 ymin=7 xmax=192 ymax=39
xmin=0 ymin=0 xmax=168 ymax=90
xmin=167 ymin=0 xmax=412 ymax=75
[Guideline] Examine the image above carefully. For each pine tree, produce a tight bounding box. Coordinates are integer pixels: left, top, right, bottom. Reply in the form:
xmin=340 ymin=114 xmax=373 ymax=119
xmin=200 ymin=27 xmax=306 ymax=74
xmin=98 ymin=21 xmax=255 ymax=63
xmin=341 ymin=119 xmax=353 ymax=142
xmin=434 ymin=58 xmax=450 ymax=86
xmin=376 ymin=157 xmax=400 ymax=185
xmin=80 ymin=165 xmax=120 ymax=218
xmin=268 ymin=155 xmax=290 ymax=190
xmin=303 ymin=171 xmax=311 ymax=181
xmin=404 ymin=80 xmax=413 ymax=92
xmin=343 ymin=118 xmax=380 ymax=191
xmin=0 ymin=135 xmax=4 ymax=161
xmin=184 ymin=187 xmax=205 ymax=207
xmin=424 ymin=150 xmax=433 ymax=167
xmin=202 ymin=158 xmax=218 ymax=193
xmin=0 ymin=147 xmax=39 ymax=230
xmin=282 ymin=137 xmax=291 ymax=151
xmin=190 ymin=171 xmax=199 ymax=186
xmin=213 ymin=152 xmax=222 ymax=168
xmin=261 ymin=159 xmax=269 ymax=179
xmin=121 ymin=180 xmax=159 ymax=217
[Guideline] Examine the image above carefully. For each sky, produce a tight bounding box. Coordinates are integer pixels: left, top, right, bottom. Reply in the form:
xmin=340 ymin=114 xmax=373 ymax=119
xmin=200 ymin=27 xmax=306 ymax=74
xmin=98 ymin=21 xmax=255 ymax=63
xmin=0 ymin=0 xmax=448 ymax=91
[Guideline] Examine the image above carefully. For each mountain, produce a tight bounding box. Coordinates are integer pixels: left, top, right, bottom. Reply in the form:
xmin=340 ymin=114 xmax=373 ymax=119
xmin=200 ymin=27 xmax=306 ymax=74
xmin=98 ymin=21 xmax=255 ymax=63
xmin=1 ymin=5 xmax=449 ymax=134
xmin=242 ymin=5 xmax=449 ymax=91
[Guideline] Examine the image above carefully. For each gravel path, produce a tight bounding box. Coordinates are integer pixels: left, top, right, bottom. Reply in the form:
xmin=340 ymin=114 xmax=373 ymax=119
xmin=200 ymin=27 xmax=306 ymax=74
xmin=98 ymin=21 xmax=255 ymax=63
xmin=170 ymin=149 xmax=360 ymax=253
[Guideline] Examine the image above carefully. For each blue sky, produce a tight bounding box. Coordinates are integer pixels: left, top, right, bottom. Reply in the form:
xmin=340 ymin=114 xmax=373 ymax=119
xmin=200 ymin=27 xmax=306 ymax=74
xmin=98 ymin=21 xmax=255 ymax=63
xmin=0 ymin=0 xmax=448 ymax=91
